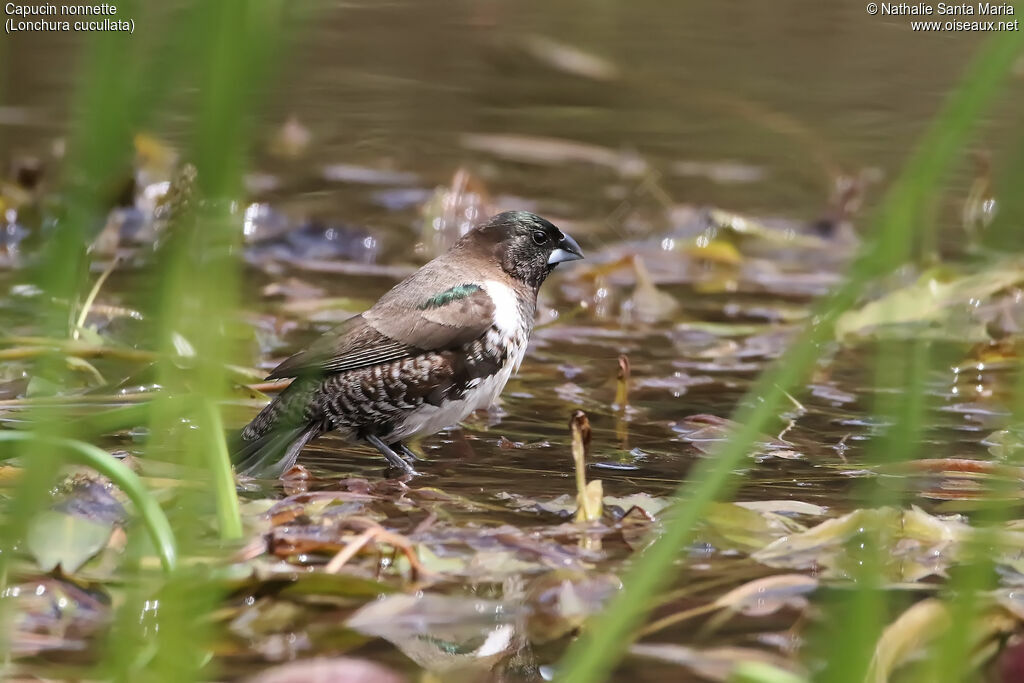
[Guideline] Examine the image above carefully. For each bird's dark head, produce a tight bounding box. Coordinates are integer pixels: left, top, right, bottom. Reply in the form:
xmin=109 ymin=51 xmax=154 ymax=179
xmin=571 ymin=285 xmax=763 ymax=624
xmin=461 ymin=211 xmax=584 ymax=289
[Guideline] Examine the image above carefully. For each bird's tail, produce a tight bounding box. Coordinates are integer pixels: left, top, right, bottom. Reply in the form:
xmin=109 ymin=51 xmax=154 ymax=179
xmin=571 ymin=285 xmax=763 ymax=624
xmin=231 ymin=382 xmax=323 ymax=478
xmin=231 ymin=422 xmax=322 ymax=479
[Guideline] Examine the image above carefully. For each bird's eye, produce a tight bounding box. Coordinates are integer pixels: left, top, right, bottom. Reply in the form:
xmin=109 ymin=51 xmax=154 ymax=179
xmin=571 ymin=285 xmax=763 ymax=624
xmin=531 ymin=230 xmax=547 ymax=245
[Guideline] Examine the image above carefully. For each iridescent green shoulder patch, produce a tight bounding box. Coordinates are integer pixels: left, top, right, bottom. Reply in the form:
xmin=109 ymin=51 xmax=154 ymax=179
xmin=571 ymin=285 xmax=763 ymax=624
xmin=418 ymin=284 xmax=483 ymax=309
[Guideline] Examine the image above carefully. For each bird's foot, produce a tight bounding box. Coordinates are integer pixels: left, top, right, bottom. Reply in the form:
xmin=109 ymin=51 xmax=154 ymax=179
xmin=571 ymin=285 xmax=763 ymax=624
xmin=393 ymin=441 xmax=424 ymax=463
xmin=366 ymin=434 xmax=418 ymax=476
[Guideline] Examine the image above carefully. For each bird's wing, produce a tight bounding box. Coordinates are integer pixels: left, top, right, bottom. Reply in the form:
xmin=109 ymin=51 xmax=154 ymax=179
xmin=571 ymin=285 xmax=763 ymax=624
xmin=264 ymin=283 xmax=496 ymax=380
xmin=264 ymin=315 xmax=416 ymax=379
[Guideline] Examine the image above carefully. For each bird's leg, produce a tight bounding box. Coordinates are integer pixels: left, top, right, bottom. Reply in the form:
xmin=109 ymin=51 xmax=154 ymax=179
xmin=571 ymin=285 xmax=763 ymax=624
xmin=366 ymin=434 xmax=417 ymax=474
xmin=393 ymin=442 xmax=424 ymax=463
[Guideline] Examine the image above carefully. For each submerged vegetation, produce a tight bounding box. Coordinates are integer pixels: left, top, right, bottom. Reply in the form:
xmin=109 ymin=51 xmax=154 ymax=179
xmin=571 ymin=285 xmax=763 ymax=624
xmin=2 ymin=2 xmax=1024 ymax=681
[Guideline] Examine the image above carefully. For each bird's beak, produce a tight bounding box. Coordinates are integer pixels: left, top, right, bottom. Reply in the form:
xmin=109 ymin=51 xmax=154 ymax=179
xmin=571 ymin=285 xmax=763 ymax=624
xmin=548 ymin=232 xmax=584 ymax=265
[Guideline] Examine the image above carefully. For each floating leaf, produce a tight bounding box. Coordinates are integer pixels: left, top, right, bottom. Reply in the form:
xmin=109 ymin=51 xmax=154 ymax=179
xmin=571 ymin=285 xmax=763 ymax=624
xmin=706 ymin=208 xmax=827 ymax=248
xmin=629 ymin=643 xmax=799 ymax=682
xmin=712 ymin=573 xmax=817 ymax=616
xmin=734 ymin=500 xmax=827 ymax=517
xmin=701 ymin=502 xmax=805 ymax=552
xmin=278 ymin=572 xmax=397 ymax=602
xmin=835 ymin=260 xmax=1024 ymax=342
xmin=229 ymin=599 xmax=305 ymax=640
xmin=348 ymin=593 xmax=520 ymax=673
xmin=27 ymin=510 xmax=113 ymax=574
xmin=866 ymin=599 xmax=950 ymax=683
xmin=747 ymin=507 xmax=1023 ymax=581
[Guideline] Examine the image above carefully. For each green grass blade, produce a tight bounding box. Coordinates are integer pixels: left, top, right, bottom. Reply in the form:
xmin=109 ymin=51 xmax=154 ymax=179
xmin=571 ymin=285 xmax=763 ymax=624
xmin=201 ymin=399 xmax=242 ymax=540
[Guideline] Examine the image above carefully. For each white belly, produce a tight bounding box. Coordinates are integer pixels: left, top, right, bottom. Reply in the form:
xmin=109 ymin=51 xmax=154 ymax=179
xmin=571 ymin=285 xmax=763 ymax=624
xmin=385 ymin=371 xmax=505 ymax=441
